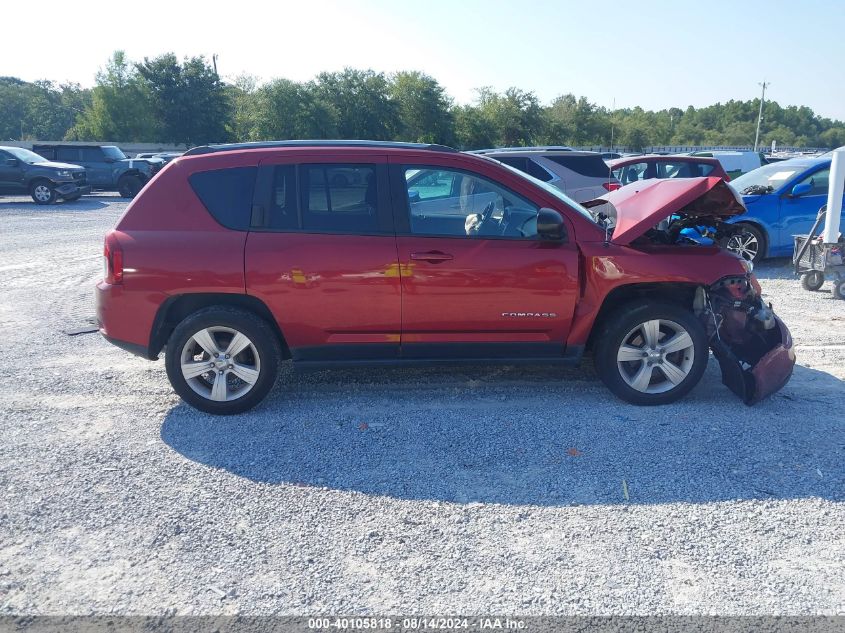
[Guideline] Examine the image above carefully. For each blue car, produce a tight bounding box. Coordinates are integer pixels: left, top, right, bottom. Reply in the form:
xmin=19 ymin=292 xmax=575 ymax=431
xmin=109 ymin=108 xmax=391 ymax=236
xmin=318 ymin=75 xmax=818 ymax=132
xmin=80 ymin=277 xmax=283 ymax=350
xmin=724 ymin=157 xmax=843 ymax=262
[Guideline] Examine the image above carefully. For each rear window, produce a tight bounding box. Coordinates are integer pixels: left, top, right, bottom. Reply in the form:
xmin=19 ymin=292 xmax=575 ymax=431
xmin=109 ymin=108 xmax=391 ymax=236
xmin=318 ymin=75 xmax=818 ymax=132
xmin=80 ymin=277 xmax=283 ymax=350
xmin=189 ymin=166 xmax=257 ymax=230
xmin=545 ymin=155 xmax=610 ymax=178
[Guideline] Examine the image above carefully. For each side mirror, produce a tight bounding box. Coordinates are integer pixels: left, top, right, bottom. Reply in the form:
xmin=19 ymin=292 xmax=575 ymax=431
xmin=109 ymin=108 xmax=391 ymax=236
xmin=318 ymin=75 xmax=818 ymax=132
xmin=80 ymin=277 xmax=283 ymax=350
xmin=790 ymin=182 xmax=811 ymax=197
xmin=537 ymin=207 xmax=565 ymax=241
xmin=407 ymin=189 xmax=421 ymax=203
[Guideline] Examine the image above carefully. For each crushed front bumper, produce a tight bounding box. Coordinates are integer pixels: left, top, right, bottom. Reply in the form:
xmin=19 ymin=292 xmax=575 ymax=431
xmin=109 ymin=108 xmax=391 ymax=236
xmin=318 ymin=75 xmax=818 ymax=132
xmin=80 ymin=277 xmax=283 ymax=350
xmin=711 ymin=314 xmax=795 ymax=405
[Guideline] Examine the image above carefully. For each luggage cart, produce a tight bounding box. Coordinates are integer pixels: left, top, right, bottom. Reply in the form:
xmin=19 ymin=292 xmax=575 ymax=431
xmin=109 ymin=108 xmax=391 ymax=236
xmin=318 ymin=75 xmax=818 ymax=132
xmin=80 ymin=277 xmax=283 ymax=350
xmin=793 ymin=205 xmax=845 ymax=299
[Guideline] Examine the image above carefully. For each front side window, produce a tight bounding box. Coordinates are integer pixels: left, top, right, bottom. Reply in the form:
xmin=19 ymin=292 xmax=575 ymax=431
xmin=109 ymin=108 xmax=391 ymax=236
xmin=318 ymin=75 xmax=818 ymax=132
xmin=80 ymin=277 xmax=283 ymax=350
xmin=81 ymin=147 xmax=104 ymax=162
xmin=794 ymin=168 xmax=830 ymax=196
xmin=300 ymin=164 xmax=378 ymax=232
xmin=404 ymin=166 xmax=539 ymax=239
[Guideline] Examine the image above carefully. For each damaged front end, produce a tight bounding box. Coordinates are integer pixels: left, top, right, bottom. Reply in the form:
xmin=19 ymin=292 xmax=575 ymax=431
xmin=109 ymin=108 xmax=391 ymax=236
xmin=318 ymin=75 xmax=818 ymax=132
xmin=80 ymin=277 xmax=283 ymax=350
xmin=695 ymin=276 xmax=796 ymax=404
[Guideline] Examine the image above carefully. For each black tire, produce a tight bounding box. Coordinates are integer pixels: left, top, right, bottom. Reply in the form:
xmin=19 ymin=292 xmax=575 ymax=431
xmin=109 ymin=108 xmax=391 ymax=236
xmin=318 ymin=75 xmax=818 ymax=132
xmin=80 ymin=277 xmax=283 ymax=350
xmin=594 ymin=301 xmax=709 ymax=406
xmin=117 ymin=174 xmax=143 ymax=198
xmin=834 ymin=278 xmax=845 ymax=300
xmin=801 ymin=271 xmax=825 ymax=291
xmin=720 ymin=223 xmax=766 ymax=264
xmin=30 ymin=180 xmax=57 ymax=205
xmin=164 ymin=307 xmax=282 ymax=415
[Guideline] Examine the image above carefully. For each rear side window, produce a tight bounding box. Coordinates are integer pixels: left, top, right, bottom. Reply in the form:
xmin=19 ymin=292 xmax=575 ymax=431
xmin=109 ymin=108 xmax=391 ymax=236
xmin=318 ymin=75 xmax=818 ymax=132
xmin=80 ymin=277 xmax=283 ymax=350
xmin=655 ymin=161 xmax=694 ymax=179
xmin=81 ymin=147 xmax=104 ymax=162
xmin=189 ymin=166 xmax=257 ymax=230
xmin=57 ymin=147 xmax=80 ymax=162
xmin=494 ymin=157 xmax=553 ymax=182
xmin=545 ymin=155 xmax=610 ymax=178
xmin=697 ymin=163 xmax=716 ymax=176
xmin=300 ymin=164 xmax=378 ymax=232
xmin=268 ymin=165 xmax=297 ymax=230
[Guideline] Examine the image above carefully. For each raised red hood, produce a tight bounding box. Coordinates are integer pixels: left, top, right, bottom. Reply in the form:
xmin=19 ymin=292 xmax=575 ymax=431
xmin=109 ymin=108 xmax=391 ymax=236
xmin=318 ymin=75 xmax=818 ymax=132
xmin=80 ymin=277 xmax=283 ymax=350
xmin=590 ymin=177 xmax=746 ymax=245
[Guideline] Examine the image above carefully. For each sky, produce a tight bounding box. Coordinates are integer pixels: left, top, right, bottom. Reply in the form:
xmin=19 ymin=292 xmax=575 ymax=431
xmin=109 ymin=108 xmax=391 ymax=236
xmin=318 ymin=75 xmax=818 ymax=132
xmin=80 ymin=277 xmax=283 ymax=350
xmin=3 ymin=0 xmax=845 ymax=120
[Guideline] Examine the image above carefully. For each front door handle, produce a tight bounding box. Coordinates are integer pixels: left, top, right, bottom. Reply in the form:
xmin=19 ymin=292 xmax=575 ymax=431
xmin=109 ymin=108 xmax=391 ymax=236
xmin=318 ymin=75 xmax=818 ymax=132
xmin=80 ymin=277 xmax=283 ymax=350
xmin=410 ymin=251 xmax=453 ymax=263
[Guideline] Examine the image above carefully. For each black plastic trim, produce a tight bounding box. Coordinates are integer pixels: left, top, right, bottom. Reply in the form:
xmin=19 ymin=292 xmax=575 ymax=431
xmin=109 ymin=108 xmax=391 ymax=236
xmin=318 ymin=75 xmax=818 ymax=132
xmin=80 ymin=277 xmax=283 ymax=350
xmin=102 ymin=334 xmax=155 ymax=360
xmin=185 ymin=140 xmax=459 ymax=156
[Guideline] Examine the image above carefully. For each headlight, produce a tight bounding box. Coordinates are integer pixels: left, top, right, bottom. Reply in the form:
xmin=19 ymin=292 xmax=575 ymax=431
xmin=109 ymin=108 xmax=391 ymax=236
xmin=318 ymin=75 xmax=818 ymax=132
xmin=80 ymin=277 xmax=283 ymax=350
xmin=739 ymin=257 xmax=754 ymax=273
xmin=56 ymin=170 xmax=71 ymax=177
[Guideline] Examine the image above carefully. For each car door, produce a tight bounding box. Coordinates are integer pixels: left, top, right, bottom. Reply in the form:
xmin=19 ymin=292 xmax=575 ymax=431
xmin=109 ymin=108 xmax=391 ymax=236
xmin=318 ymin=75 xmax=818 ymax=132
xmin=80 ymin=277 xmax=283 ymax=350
xmin=0 ymin=150 xmax=26 ymax=193
xmin=244 ymin=154 xmax=402 ymax=361
xmin=778 ymin=167 xmax=840 ymax=255
xmin=391 ymin=160 xmax=580 ymax=359
xmin=77 ymin=147 xmax=110 ymax=187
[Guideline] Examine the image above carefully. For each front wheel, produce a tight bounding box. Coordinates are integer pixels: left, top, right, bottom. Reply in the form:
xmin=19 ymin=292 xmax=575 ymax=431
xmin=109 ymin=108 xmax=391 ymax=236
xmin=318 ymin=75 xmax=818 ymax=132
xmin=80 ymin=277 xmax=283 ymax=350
xmin=721 ymin=223 xmax=766 ymax=264
xmin=30 ymin=180 xmax=57 ymax=205
xmin=117 ymin=174 xmax=143 ymax=198
xmin=594 ymin=301 xmax=709 ymax=405
xmin=164 ymin=307 xmax=282 ymax=414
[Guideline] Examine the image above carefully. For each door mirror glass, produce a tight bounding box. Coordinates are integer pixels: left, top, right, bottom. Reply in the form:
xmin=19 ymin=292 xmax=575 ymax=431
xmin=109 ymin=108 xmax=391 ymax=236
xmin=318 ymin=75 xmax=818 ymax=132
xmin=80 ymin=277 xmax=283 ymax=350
xmin=790 ymin=182 xmax=811 ymax=197
xmin=537 ymin=208 xmax=565 ymax=241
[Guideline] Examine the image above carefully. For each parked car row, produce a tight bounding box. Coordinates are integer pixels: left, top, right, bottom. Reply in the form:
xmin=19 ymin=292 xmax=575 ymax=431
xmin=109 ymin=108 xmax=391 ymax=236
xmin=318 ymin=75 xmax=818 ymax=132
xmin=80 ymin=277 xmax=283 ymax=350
xmin=0 ymin=144 xmax=182 ymax=204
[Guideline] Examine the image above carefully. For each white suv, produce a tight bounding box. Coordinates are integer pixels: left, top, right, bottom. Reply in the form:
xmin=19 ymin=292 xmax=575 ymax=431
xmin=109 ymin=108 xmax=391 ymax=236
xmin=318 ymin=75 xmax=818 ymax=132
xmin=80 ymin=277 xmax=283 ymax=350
xmin=473 ymin=149 xmax=621 ymax=202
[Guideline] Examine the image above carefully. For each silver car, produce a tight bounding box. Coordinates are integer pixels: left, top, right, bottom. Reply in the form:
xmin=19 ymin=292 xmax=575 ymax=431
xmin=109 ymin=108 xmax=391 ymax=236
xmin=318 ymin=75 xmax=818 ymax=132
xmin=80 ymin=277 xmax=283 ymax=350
xmin=472 ymin=149 xmax=621 ymax=202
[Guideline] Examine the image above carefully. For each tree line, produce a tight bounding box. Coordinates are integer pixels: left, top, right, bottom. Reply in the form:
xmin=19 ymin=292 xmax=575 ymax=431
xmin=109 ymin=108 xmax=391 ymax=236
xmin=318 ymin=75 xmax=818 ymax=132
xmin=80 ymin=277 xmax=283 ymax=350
xmin=3 ymin=51 xmax=845 ymax=151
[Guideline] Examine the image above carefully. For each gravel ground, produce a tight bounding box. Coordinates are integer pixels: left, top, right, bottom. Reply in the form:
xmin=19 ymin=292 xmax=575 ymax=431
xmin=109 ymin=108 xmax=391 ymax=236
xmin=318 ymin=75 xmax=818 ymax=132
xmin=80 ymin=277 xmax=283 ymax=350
xmin=0 ymin=195 xmax=843 ymax=616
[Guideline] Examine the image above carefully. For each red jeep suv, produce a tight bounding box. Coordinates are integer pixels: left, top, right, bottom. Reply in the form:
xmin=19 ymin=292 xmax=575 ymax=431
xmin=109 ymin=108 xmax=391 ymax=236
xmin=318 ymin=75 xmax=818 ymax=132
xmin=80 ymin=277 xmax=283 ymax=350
xmin=96 ymin=141 xmax=795 ymax=414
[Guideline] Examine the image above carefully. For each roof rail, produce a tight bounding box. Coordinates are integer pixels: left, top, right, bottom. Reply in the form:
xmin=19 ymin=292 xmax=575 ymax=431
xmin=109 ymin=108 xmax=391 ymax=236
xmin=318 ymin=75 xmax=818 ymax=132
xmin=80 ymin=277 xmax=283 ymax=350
xmin=471 ymin=146 xmax=574 ymax=154
xmin=183 ymin=140 xmax=459 ymax=156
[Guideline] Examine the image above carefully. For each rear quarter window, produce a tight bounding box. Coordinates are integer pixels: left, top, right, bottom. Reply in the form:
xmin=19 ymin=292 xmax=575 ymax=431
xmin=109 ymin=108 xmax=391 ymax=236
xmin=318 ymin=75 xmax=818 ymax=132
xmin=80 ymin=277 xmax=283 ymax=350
xmin=189 ymin=166 xmax=257 ymax=230
xmin=545 ymin=155 xmax=610 ymax=178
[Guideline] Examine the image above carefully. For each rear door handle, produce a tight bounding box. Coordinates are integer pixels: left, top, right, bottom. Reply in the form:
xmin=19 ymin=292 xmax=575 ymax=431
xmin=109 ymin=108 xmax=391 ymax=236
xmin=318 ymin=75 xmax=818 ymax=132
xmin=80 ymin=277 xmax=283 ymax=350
xmin=410 ymin=251 xmax=453 ymax=263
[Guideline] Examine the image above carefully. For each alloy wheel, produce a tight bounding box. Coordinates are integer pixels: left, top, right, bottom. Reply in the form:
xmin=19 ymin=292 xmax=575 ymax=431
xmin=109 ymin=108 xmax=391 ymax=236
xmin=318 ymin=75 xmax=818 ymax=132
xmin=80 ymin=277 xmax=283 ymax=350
xmin=616 ymin=319 xmax=695 ymax=394
xmin=180 ymin=326 xmax=261 ymax=402
xmin=725 ymin=231 xmax=759 ymax=261
xmin=33 ymin=185 xmax=52 ymax=202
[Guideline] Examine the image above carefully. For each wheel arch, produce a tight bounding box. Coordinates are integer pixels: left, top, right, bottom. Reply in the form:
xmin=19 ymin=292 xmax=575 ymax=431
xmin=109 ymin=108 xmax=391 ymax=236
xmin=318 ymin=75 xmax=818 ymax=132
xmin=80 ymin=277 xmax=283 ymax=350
xmin=586 ymin=282 xmax=700 ymax=351
xmin=149 ymin=293 xmax=290 ymax=360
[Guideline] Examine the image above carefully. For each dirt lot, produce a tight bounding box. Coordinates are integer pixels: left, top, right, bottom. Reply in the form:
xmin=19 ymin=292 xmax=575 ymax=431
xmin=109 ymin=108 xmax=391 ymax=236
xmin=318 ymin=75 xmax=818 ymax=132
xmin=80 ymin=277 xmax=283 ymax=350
xmin=0 ymin=195 xmax=843 ymax=615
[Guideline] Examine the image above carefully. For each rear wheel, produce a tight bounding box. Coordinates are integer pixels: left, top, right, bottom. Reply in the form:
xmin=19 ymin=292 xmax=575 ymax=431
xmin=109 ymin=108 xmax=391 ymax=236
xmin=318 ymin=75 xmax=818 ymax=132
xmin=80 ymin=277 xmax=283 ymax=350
xmin=164 ymin=307 xmax=282 ymax=414
xmin=801 ymin=271 xmax=825 ymax=291
xmin=834 ymin=278 xmax=845 ymax=300
xmin=594 ymin=301 xmax=709 ymax=405
xmin=30 ymin=180 xmax=57 ymax=205
xmin=117 ymin=174 xmax=143 ymax=198
xmin=721 ymin=223 xmax=766 ymax=264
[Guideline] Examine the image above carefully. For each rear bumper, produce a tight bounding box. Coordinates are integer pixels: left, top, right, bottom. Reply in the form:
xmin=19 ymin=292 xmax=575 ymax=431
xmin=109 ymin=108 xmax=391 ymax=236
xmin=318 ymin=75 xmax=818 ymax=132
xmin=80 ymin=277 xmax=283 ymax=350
xmin=95 ymin=280 xmax=159 ymax=360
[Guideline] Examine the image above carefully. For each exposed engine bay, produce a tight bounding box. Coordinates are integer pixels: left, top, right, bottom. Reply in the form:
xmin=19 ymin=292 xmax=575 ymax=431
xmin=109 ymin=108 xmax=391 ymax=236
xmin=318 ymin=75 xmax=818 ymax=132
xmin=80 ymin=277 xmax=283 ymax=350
xmin=695 ymin=275 xmax=795 ymax=404
xmin=583 ymin=177 xmax=749 ymax=247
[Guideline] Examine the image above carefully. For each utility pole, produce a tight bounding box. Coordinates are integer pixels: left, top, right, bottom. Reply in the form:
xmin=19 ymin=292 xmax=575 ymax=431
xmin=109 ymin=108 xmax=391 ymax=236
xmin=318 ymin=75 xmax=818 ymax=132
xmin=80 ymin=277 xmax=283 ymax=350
xmin=212 ymin=54 xmax=219 ymax=77
xmin=753 ymin=81 xmax=769 ymax=152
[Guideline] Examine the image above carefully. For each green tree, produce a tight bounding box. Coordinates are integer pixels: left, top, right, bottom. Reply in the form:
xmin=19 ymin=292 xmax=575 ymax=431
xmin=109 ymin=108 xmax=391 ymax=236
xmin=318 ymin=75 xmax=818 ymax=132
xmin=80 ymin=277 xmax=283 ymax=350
xmin=135 ymin=53 xmax=230 ymax=145
xmin=476 ymin=87 xmax=543 ymax=147
xmin=389 ymin=71 xmax=454 ymax=144
xmin=69 ymin=51 xmax=158 ymax=142
xmin=312 ymin=68 xmax=399 ymax=140
xmin=251 ymin=78 xmax=337 ymax=140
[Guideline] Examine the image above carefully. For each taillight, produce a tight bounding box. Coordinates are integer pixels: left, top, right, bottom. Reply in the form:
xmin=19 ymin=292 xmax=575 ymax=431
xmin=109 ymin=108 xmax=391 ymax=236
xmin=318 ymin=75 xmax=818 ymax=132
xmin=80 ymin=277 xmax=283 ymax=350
xmin=103 ymin=232 xmax=124 ymax=284
xmin=603 ymin=181 xmax=621 ymax=191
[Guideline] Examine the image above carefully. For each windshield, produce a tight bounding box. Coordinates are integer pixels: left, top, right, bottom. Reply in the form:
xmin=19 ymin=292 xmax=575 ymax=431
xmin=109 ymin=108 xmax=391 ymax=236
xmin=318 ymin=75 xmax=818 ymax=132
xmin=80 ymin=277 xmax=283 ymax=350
xmin=6 ymin=147 xmax=48 ymax=164
xmin=102 ymin=146 xmax=127 ymax=160
xmin=729 ymin=162 xmax=806 ymax=195
xmin=493 ymin=160 xmax=598 ymax=223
